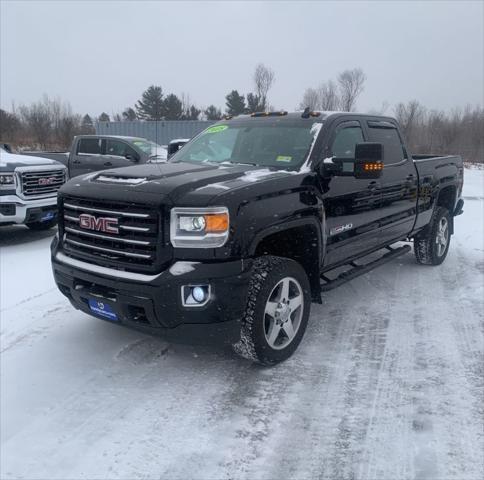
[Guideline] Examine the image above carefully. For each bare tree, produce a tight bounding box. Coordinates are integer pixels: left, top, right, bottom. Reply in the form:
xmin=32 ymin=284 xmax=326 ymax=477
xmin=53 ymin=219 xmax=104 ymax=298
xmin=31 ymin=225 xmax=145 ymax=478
xmin=298 ymin=88 xmax=319 ymax=110
xmin=318 ymin=80 xmax=340 ymax=110
xmin=19 ymin=95 xmax=53 ymax=148
xmin=52 ymin=98 xmax=82 ymax=148
xmin=394 ymin=100 xmax=426 ymax=146
xmin=56 ymin=113 xmax=82 ymax=149
xmin=337 ymin=68 xmax=366 ymax=111
xmin=299 ymin=81 xmax=339 ymax=111
xmin=180 ymin=93 xmax=191 ymax=113
xmin=253 ymin=63 xmax=275 ymax=111
xmin=0 ymin=108 xmax=22 ymax=144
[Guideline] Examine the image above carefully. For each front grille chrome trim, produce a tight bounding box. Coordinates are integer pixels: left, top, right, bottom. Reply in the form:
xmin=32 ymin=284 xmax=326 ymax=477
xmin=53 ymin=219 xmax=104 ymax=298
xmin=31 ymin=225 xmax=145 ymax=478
xmin=63 ymin=214 xmax=151 ymax=233
xmin=19 ymin=168 xmax=67 ymax=198
xmin=64 ymin=226 xmax=151 ymax=246
xmin=65 ymin=238 xmax=152 ymax=259
xmin=55 ymin=252 xmax=161 ymax=282
xmin=63 ymin=202 xmax=150 ymax=218
xmin=61 ymin=196 xmax=161 ymax=273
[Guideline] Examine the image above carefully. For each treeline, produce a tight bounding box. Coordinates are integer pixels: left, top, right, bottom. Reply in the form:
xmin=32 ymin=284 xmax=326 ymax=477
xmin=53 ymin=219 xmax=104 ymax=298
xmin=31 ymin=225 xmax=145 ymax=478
xmin=394 ymin=101 xmax=483 ymax=163
xmin=0 ymin=63 xmax=276 ymax=149
xmin=0 ymin=63 xmax=482 ymax=162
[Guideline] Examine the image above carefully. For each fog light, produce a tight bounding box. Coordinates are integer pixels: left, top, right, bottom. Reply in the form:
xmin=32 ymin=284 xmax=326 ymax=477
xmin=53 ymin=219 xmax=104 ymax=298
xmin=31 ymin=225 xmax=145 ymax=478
xmin=192 ymin=286 xmax=206 ymax=303
xmin=182 ymin=284 xmax=210 ymax=307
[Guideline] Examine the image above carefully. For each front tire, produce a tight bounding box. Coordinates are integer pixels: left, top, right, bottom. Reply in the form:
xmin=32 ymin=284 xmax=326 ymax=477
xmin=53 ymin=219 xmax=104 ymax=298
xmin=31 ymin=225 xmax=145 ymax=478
xmin=233 ymin=256 xmax=311 ymax=365
xmin=414 ymin=206 xmax=451 ymax=265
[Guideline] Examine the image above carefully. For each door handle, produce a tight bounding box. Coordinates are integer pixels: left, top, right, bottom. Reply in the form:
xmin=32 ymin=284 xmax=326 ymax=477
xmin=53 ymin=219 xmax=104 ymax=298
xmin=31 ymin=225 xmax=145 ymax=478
xmin=368 ymin=181 xmax=380 ymax=191
xmin=104 ymin=161 xmax=113 ymax=167
xmin=72 ymin=160 xmax=81 ymax=164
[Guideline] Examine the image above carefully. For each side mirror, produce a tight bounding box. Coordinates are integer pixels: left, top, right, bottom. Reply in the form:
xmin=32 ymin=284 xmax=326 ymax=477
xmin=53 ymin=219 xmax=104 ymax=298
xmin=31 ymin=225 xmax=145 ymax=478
xmin=125 ymin=153 xmax=139 ymax=162
xmin=354 ymin=143 xmax=383 ymax=179
xmin=318 ymin=156 xmax=356 ymax=177
xmin=168 ymin=139 xmax=189 ymax=158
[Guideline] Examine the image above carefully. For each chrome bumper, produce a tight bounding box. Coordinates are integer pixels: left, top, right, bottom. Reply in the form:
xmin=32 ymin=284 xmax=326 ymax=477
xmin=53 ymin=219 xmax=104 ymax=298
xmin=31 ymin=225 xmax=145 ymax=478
xmin=0 ymin=194 xmax=58 ymax=224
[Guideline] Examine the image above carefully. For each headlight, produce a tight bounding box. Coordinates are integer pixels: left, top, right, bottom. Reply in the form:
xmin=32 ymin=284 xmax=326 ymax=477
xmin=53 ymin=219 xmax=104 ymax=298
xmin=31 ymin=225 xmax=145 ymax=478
xmin=170 ymin=207 xmax=229 ymax=248
xmin=0 ymin=173 xmax=15 ymax=185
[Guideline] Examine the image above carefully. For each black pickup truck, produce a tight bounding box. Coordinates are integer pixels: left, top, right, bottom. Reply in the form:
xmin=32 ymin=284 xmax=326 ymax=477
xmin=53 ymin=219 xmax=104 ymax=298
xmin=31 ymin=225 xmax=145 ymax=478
xmin=51 ymin=111 xmax=464 ymax=364
xmin=24 ymin=135 xmax=168 ymax=178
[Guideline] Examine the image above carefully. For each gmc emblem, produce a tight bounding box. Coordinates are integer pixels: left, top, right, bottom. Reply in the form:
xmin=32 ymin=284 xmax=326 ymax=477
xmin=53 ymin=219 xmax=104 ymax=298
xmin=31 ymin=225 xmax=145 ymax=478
xmin=79 ymin=213 xmax=119 ymax=234
xmin=39 ymin=177 xmax=56 ymax=186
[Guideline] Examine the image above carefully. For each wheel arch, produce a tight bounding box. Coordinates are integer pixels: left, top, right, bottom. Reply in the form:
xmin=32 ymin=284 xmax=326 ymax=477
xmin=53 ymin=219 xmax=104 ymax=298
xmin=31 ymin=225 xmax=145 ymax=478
xmin=436 ymin=185 xmax=457 ymax=234
xmin=249 ymin=218 xmax=323 ymax=303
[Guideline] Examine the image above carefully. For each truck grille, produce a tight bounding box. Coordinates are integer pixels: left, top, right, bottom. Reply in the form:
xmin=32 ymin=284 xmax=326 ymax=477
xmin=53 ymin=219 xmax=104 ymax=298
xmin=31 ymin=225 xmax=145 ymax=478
xmin=21 ymin=169 xmax=66 ymax=197
xmin=61 ymin=196 xmax=162 ymax=273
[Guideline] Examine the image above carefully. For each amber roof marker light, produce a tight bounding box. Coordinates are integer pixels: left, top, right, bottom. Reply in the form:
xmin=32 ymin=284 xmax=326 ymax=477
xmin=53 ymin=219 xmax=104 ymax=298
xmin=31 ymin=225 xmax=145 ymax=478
xmin=250 ymin=111 xmax=288 ymax=117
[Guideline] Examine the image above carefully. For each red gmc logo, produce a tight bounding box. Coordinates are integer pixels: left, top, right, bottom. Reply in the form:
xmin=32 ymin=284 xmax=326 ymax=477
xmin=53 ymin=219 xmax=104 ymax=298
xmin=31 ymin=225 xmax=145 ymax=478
xmin=39 ymin=177 xmax=56 ymax=186
xmin=79 ymin=213 xmax=119 ymax=234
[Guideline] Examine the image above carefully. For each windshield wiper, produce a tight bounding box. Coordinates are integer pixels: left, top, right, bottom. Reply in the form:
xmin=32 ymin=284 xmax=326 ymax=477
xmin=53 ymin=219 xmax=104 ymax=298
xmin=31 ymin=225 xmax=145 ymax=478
xmin=221 ymin=160 xmax=257 ymax=166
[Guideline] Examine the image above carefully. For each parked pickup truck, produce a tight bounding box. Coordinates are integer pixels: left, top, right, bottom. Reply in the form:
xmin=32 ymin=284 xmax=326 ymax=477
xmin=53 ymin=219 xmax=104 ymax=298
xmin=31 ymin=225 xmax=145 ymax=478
xmin=1 ymin=145 xmax=67 ymax=229
xmin=24 ymin=135 xmax=168 ymax=178
xmin=51 ymin=111 xmax=464 ymax=364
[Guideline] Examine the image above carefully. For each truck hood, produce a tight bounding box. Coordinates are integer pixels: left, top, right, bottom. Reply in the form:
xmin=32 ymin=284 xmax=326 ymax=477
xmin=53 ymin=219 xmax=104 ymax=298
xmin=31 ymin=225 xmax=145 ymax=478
xmin=0 ymin=151 xmax=64 ymax=171
xmin=60 ymin=161 xmax=305 ymax=205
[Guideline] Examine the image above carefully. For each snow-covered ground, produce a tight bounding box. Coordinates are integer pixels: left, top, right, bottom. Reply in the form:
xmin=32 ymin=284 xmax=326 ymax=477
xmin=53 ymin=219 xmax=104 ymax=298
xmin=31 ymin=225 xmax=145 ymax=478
xmin=1 ymin=169 xmax=483 ymax=480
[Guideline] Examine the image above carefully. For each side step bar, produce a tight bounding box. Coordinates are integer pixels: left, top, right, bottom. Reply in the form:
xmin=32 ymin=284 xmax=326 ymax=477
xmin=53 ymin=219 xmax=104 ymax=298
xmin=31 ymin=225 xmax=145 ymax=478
xmin=320 ymin=245 xmax=411 ymax=292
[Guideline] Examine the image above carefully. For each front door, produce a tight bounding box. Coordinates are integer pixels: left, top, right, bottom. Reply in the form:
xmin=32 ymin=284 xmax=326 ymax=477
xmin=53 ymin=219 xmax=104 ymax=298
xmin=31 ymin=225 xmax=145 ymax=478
xmin=321 ymin=120 xmax=383 ymax=268
xmin=101 ymin=139 xmax=139 ymax=172
xmin=70 ymin=137 xmax=103 ymax=178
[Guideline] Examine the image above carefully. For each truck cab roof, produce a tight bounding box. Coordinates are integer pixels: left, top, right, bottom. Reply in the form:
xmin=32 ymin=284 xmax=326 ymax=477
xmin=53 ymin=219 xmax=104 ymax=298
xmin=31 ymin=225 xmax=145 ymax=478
xmin=74 ymin=134 xmax=149 ymax=142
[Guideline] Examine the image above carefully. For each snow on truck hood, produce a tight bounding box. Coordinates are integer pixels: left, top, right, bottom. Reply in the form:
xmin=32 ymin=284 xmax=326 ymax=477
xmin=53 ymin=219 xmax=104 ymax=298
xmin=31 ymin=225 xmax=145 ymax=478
xmin=0 ymin=151 xmax=64 ymax=170
xmin=60 ymin=161 xmax=308 ymax=204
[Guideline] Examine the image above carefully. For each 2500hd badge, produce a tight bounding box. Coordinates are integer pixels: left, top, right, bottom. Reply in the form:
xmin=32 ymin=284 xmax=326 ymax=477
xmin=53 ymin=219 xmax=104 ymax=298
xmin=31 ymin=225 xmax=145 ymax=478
xmin=51 ymin=111 xmax=464 ymax=365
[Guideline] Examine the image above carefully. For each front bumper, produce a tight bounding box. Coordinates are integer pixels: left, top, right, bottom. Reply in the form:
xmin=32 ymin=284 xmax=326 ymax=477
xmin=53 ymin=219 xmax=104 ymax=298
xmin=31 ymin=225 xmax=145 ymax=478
xmin=0 ymin=194 xmax=58 ymax=225
xmin=51 ymin=241 xmax=253 ymax=345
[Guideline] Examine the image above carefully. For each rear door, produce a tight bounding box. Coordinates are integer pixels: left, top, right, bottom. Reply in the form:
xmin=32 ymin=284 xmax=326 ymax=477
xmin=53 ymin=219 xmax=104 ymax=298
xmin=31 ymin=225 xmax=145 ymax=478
xmin=102 ymin=139 xmax=140 ymax=170
xmin=322 ymin=119 xmax=384 ymax=267
xmin=70 ymin=138 xmax=103 ymax=177
xmin=364 ymin=120 xmax=418 ymax=244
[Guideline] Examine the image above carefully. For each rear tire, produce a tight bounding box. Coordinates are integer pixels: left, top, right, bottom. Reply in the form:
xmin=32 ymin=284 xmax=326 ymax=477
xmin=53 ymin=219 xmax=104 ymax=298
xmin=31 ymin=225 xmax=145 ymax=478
xmin=26 ymin=219 xmax=57 ymax=231
xmin=233 ymin=256 xmax=311 ymax=365
xmin=414 ymin=206 xmax=451 ymax=265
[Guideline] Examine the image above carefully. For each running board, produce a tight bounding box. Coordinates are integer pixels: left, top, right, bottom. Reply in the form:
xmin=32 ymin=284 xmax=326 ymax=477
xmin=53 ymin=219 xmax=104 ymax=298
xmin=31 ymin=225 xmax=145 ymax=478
xmin=320 ymin=245 xmax=411 ymax=292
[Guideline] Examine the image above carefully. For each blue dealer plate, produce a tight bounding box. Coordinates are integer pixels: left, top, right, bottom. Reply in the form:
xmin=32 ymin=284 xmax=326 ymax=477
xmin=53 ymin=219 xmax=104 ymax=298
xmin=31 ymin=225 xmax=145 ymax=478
xmin=41 ymin=211 xmax=55 ymax=222
xmin=88 ymin=298 xmax=118 ymax=321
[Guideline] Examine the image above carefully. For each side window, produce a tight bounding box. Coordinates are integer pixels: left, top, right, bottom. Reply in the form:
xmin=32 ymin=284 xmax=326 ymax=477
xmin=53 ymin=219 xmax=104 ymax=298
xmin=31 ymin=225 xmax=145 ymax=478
xmin=78 ymin=138 xmax=101 ymax=155
xmin=331 ymin=126 xmax=364 ymax=159
xmin=105 ymin=140 xmax=134 ymax=157
xmin=367 ymin=125 xmax=406 ymax=164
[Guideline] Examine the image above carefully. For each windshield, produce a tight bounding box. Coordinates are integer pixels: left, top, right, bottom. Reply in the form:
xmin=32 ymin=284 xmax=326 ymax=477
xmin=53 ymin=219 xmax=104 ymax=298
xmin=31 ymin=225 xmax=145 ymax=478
xmin=130 ymin=139 xmax=167 ymax=160
xmin=171 ymin=122 xmax=320 ymax=169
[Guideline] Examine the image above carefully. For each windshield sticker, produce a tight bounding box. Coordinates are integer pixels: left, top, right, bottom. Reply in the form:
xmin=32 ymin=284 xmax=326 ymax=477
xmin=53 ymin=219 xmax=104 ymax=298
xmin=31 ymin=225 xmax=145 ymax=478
xmin=276 ymin=155 xmax=292 ymax=162
xmin=205 ymin=125 xmax=228 ymax=134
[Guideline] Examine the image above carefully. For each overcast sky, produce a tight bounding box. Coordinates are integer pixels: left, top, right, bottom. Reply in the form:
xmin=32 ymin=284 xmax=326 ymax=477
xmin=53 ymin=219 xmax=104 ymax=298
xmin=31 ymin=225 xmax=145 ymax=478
xmin=1 ymin=0 xmax=483 ymax=117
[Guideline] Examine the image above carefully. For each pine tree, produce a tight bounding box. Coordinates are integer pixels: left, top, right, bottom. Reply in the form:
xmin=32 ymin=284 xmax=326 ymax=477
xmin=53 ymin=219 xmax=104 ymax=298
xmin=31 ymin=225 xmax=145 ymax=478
xmin=135 ymin=85 xmax=164 ymax=120
xmin=188 ymin=105 xmax=201 ymax=120
xmin=163 ymin=94 xmax=183 ymax=120
xmin=122 ymin=107 xmax=137 ymax=121
xmin=225 ymin=90 xmax=245 ymax=115
xmin=246 ymin=93 xmax=263 ymax=113
xmin=204 ymin=105 xmax=222 ymax=120
xmin=98 ymin=112 xmax=110 ymax=122
xmin=80 ymin=114 xmax=94 ymax=134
